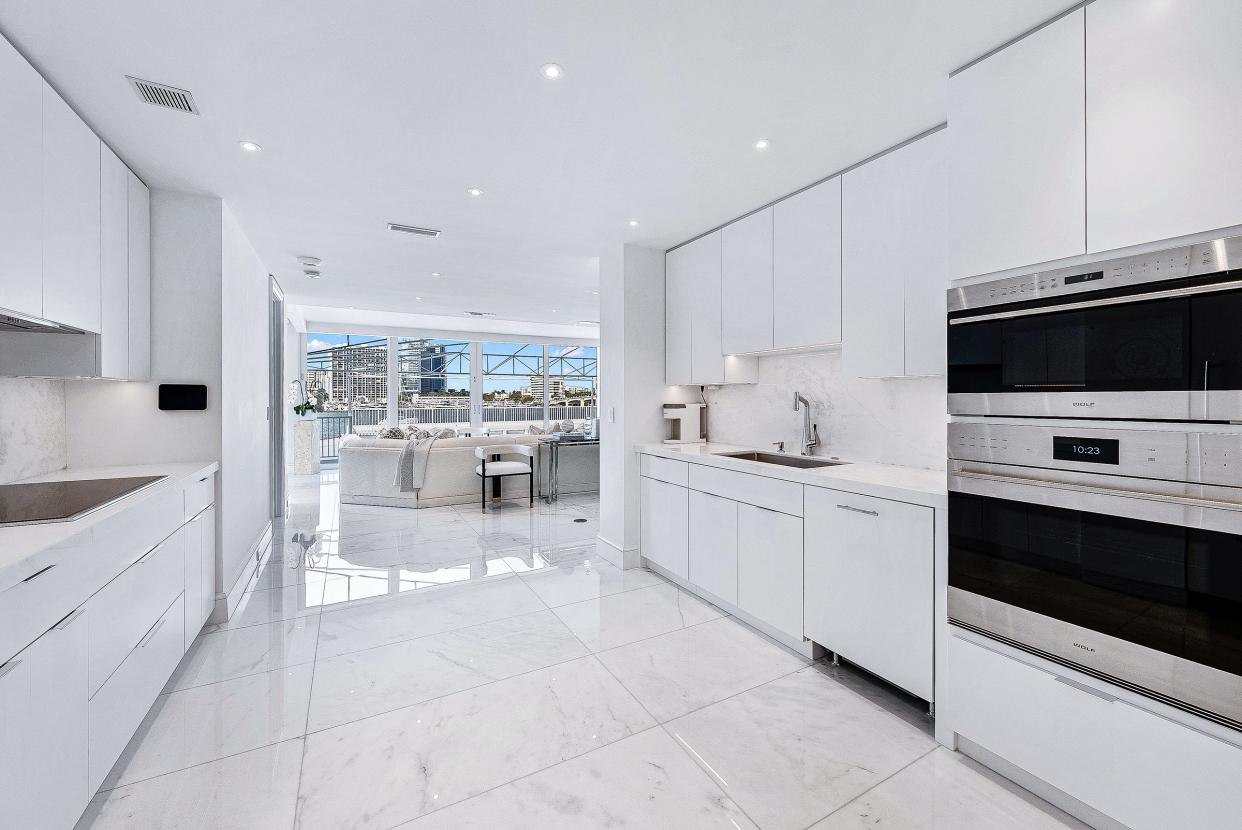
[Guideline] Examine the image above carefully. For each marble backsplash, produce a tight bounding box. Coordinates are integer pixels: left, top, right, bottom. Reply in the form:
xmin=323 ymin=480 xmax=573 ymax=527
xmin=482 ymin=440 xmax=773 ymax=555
xmin=703 ymin=349 xmax=946 ymax=470
xmin=0 ymin=378 xmax=68 ymax=484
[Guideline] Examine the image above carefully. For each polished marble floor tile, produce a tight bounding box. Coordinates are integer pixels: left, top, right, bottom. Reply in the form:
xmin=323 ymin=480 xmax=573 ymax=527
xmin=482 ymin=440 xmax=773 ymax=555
xmin=811 ymin=748 xmax=1089 ymax=830
xmin=295 ymin=656 xmax=655 ymax=829
xmin=667 ymin=666 xmax=937 ymax=830
xmin=315 ymin=574 xmax=546 ymax=658
xmin=551 ymin=582 xmax=724 ymax=652
xmin=401 ymin=727 xmax=757 ymax=830
xmin=212 ymin=579 xmax=331 ymax=630
xmin=76 ymin=740 xmax=304 ymax=830
xmin=106 ymin=664 xmax=313 ymax=788
xmin=168 ymin=617 xmax=321 ymax=691
xmin=513 ymin=554 xmax=665 ymax=607
xmin=306 ymin=609 xmax=589 ymax=731
xmin=599 ymin=616 xmax=808 ymax=721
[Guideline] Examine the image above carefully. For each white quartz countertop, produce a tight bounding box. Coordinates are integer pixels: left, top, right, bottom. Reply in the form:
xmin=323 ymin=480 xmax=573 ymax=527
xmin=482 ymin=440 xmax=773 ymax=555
xmin=0 ymin=461 xmax=219 ymax=593
xmin=636 ymin=442 xmax=946 ymax=508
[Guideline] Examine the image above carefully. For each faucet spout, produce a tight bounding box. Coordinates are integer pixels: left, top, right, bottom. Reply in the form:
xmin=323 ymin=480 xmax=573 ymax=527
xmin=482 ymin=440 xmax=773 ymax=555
xmin=793 ymin=392 xmax=819 ymax=456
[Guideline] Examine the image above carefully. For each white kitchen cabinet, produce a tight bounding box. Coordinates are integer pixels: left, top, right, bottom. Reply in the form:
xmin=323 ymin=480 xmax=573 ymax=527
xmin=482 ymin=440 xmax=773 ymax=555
xmin=843 ymin=130 xmax=948 ymax=378
xmin=948 ymin=8 xmax=1085 ymax=279
xmin=0 ymin=33 xmax=44 ymax=320
xmin=127 ymin=171 xmax=151 ymax=380
xmin=736 ymin=502 xmax=803 ymax=641
xmin=687 ymin=489 xmax=738 ymax=604
xmin=722 ymin=207 xmax=773 ymax=354
xmin=688 ymin=232 xmax=725 ymax=384
xmin=184 ymin=506 xmax=217 ymax=645
xmin=1087 ymin=0 xmax=1242 ymax=253
xmin=804 ymin=487 xmax=933 ymax=699
xmin=773 ymin=178 xmax=841 ymax=349
xmin=41 ymin=81 xmax=101 ymax=333
xmin=665 ymin=239 xmax=696 ymax=385
xmin=200 ymin=505 xmax=217 ymax=627
xmin=0 ymin=607 xmax=89 ymax=830
xmin=100 ymin=145 xmax=130 ymax=379
xmin=640 ymin=476 xmax=689 ymax=579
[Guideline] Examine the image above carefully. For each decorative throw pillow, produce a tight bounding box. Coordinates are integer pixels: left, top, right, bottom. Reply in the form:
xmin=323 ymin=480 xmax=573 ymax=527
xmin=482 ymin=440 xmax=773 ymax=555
xmin=405 ymin=426 xmax=431 ymax=440
xmin=526 ymin=424 xmax=545 ymax=435
xmin=378 ymin=427 xmax=406 ymax=440
xmin=435 ymin=427 xmax=457 ymax=439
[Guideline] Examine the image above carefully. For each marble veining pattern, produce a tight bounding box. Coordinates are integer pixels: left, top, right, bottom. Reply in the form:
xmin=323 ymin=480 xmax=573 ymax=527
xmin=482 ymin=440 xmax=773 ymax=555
xmin=0 ymin=377 xmax=67 ymax=485
xmin=76 ymin=472 xmax=1081 ymax=830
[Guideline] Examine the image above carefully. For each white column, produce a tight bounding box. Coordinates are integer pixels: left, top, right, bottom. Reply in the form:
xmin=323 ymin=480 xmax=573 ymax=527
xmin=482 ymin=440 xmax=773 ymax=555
xmin=597 ymin=243 xmax=671 ymax=569
xmin=469 ymin=341 xmax=483 ymax=434
xmin=386 ymin=336 xmax=399 ymax=427
xmin=542 ymin=344 xmax=551 ymax=429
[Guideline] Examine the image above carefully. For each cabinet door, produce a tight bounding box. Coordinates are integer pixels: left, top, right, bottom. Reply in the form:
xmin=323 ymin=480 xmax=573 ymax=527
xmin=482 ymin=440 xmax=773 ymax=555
xmin=687 ymin=490 xmax=738 ymax=604
xmin=737 ymin=503 xmax=802 ymax=640
xmin=100 ymin=145 xmax=130 ymax=379
xmin=804 ymin=488 xmax=933 ymax=699
xmin=183 ymin=513 xmax=204 ymax=650
xmin=200 ymin=505 xmax=217 ymax=627
xmin=688 ymin=232 xmax=724 ymax=384
xmin=640 ymin=477 xmax=688 ymax=579
xmin=127 ymin=172 xmax=151 ymax=380
xmin=27 ymin=608 xmax=89 ymax=830
xmin=948 ymin=8 xmax=1085 ymax=279
xmin=0 ymin=33 xmax=43 ymax=318
xmin=0 ymin=652 xmax=34 ymax=826
xmin=41 ymin=82 xmax=101 ymax=332
xmin=665 ymin=244 xmax=694 ymax=385
xmin=1087 ymin=0 xmax=1242 ymax=253
xmin=842 ymin=130 xmax=947 ymax=378
xmin=721 ymin=208 xmax=773 ymax=354
xmin=773 ymin=178 xmax=841 ymax=349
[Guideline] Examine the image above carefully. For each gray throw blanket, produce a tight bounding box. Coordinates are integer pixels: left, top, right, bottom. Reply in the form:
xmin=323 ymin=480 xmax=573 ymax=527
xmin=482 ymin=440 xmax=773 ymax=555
xmin=393 ymin=436 xmax=437 ymax=493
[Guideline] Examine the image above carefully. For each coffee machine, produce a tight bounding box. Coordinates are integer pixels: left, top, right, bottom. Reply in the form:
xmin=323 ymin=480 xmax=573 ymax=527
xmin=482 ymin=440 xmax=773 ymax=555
xmin=663 ymin=402 xmax=706 ymax=444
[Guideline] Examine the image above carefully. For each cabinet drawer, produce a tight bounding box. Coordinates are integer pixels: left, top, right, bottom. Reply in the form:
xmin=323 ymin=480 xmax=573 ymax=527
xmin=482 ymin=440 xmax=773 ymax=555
xmin=184 ymin=471 xmax=215 ymax=521
xmin=88 ymin=525 xmax=184 ymax=697
xmin=945 ymin=634 xmax=1242 ymax=830
xmin=88 ymin=593 xmax=184 ymax=794
xmin=689 ymin=464 xmax=802 ymax=516
xmin=640 ymin=454 xmax=689 ymax=487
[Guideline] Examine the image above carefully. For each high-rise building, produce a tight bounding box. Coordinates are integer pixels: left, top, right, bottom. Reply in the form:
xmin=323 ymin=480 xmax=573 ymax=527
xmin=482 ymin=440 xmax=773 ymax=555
xmin=399 ymin=340 xmax=448 ymax=395
xmin=329 ymin=342 xmax=387 ymax=404
xmin=527 ymin=375 xmax=564 ymax=400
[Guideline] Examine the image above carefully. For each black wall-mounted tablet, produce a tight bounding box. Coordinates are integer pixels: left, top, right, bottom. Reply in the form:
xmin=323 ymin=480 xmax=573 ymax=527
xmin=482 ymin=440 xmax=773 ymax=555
xmin=158 ymin=384 xmax=208 ymax=411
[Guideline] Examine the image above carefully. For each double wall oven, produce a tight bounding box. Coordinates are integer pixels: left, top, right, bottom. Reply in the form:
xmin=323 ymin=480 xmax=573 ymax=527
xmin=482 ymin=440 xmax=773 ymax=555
xmin=946 ymin=235 xmax=1242 ymax=732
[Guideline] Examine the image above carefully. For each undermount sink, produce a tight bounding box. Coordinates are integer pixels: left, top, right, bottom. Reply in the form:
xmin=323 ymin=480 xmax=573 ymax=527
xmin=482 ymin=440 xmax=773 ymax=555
xmin=715 ymin=451 xmax=849 ymax=469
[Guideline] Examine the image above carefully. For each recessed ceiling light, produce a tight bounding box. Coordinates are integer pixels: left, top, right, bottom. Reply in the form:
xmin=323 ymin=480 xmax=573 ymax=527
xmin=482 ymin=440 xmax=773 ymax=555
xmin=348 ymin=306 xmax=355 ymax=310
xmin=387 ymin=223 xmax=441 ymax=237
xmin=551 ymin=309 xmax=558 ymax=313
xmin=431 ymin=272 xmax=442 ymax=277
xmin=591 ymin=291 xmax=599 ymax=295
xmin=239 ymin=140 xmax=262 ymax=153
xmin=754 ymin=138 xmax=770 ymax=151
xmin=541 ymin=63 xmax=564 ymax=80
xmin=627 ymin=219 xmax=640 ymax=227
xmin=467 ymin=187 xmax=483 ymax=197
xmin=415 ymin=296 xmax=423 ymax=300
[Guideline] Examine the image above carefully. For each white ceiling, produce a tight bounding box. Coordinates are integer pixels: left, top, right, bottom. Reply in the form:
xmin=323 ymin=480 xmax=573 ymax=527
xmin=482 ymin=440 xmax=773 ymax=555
xmin=0 ymin=0 xmax=1069 ymax=330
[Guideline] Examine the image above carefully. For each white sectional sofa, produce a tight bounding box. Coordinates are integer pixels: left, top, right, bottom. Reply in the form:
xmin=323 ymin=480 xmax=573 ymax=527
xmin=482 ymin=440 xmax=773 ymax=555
xmin=338 ymin=434 xmax=599 ymax=508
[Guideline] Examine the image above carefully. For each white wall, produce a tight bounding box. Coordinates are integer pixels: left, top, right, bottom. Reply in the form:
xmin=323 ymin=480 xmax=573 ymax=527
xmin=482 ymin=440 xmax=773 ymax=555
xmin=598 ymin=244 xmax=677 ymax=568
xmin=0 ymin=378 xmax=66 ymax=484
xmin=219 ymin=203 xmax=271 ymax=596
xmin=703 ymin=349 xmax=946 ymax=471
xmin=66 ymin=191 xmax=223 ymax=468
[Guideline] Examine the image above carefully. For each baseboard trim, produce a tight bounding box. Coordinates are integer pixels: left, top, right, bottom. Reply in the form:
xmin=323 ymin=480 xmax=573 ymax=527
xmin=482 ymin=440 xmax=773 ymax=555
xmin=211 ymin=520 xmax=273 ymax=624
xmin=594 ymin=533 xmax=639 ymax=570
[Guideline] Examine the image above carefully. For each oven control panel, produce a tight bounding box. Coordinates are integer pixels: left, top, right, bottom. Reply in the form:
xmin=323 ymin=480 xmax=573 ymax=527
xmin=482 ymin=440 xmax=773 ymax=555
xmin=949 ymin=423 xmax=1189 ymax=482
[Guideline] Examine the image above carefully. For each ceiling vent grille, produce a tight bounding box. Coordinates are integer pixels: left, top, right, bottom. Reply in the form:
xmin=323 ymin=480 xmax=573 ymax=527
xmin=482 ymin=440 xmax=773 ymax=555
xmin=463 ymin=311 xmax=496 ymax=318
xmin=126 ymin=76 xmax=199 ymax=114
xmin=387 ymin=223 xmax=441 ymax=237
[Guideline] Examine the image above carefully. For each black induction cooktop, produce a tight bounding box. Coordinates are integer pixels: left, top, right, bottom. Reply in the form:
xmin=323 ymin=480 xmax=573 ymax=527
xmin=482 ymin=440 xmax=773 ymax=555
xmin=0 ymin=476 xmax=165 ymax=527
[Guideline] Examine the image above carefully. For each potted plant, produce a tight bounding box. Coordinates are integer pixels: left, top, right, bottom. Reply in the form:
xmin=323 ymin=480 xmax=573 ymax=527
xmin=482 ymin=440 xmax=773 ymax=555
xmin=289 ymin=378 xmax=318 ymax=419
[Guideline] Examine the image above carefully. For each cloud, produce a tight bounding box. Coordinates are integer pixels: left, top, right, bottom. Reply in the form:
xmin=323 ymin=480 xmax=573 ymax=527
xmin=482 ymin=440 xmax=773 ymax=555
xmin=307 ymin=338 xmax=335 ymax=352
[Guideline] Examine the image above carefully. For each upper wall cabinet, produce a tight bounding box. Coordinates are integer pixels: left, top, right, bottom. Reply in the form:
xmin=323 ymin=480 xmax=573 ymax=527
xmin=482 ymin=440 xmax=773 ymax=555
xmin=42 ymin=82 xmax=102 ymax=333
xmin=1086 ymin=0 xmax=1242 ymax=253
xmin=127 ymin=172 xmax=152 ymax=380
xmin=666 ymin=231 xmax=757 ymax=386
xmin=773 ymin=178 xmax=842 ymax=350
xmin=100 ymin=146 xmax=130 ymax=379
xmin=0 ymin=34 xmax=43 ymax=320
xmin=948 ymin=8 xmax=1085 ymax=280
xmin=722 ymin=208 xmax=773 ymax=354
xmin=843 ymin=130 xmax=947 ymax=378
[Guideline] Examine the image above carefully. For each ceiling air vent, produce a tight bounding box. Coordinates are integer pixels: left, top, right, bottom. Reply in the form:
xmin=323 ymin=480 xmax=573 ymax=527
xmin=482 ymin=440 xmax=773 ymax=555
xmin=387 ymin=223 xmax=441 ymax=237
xmin=463 ymin=311 xmax=496 ymax=318
xmin=126 ymin=76 xmax=199 ymax=114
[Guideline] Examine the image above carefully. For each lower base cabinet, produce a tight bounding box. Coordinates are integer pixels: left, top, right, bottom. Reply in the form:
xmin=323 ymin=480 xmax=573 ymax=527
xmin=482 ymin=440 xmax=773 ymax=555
xmin=0 ymin=607 xmax=89 ymax=830
xmin=687 ymin=490 xmax=738 ymax=604
xmin=737 ymin=503 xmax=804 ymax=641
xmin=640 ymin=476 xmax=689 ymax=579
xmin=804 ymin=487 xmax=933 ymax=700
xmin=183 ymin=506 xmax=217 ymax=648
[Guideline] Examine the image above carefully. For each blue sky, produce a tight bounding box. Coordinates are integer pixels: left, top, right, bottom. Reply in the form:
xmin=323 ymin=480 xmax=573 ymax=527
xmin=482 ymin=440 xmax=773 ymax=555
xmin=306 ymin=334 xmax=596 ymax=393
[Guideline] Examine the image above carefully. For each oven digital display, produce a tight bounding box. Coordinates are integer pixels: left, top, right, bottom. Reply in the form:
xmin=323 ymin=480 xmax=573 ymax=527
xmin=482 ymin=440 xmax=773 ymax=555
xmin=1052 ymin=435 xmax=1120 ymax=464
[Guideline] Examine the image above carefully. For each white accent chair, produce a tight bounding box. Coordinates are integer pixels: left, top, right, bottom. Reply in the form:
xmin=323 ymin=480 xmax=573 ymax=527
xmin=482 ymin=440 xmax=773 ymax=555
xmin=474 ymin=444 xmax=535 ymax=512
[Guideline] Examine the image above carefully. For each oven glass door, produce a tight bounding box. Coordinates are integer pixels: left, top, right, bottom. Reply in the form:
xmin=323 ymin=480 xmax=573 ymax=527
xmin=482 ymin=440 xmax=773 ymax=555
xmin=948 ymin=491 xmax=1242 ymax=679
xmin=947 ymin=287 xmax=1242 ymax=397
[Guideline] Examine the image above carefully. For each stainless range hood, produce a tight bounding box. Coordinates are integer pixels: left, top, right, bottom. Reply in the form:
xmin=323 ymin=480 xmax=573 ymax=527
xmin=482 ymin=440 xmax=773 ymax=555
xmin=0 ymin=309 xmax=84 ymax=334
xmin=0 ymin=307 xmax=103 ymax=378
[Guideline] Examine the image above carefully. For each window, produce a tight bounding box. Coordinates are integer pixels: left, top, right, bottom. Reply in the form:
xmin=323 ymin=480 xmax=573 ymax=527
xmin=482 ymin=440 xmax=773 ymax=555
xmin=397 ymin=339 xmax=471 ymax=430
